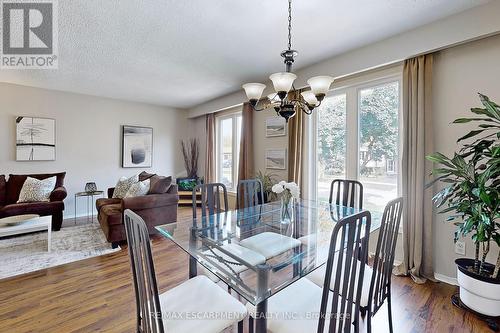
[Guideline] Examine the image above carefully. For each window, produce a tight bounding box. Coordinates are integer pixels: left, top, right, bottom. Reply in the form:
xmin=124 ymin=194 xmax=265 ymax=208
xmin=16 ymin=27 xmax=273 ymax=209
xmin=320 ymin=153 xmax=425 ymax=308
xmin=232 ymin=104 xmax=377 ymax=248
xmin=316 ymin=94 xmax=346 ymax=202
xmin=315 ymin=76 xmax=401 ymax=212
xmin=217 ymin=113 xmax=242 ymax=190
xmin=358 ymin=81 xmax=400 ymax=212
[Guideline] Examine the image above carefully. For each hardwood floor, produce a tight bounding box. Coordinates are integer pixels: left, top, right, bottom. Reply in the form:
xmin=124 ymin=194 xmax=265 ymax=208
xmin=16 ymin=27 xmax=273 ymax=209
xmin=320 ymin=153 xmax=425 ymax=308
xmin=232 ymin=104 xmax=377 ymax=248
xmin=0 ymin=207 xmax=497 ymax=333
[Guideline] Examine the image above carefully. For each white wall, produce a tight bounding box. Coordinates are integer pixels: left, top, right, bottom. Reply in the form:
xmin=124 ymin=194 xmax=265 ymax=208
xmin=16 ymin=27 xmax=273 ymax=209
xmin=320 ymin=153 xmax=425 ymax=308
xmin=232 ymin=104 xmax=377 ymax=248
xmin=432 ymin=34 xmax=500 ymax=281
xmin=0 ymin=83 xmax=187 ymax=218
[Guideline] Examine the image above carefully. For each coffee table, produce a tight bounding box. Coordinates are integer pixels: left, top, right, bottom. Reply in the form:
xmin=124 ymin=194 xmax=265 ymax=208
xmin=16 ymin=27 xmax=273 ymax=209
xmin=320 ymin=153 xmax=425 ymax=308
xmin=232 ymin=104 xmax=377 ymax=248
xmin=0 ymin=215 xmax=52 ymax=252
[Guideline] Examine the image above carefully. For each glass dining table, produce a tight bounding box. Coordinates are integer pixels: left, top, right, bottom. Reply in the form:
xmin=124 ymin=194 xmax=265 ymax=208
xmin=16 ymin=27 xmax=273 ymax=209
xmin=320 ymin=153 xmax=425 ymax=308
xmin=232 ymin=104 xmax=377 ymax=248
xmin=156 ymin=199 xmax=381 ymax=333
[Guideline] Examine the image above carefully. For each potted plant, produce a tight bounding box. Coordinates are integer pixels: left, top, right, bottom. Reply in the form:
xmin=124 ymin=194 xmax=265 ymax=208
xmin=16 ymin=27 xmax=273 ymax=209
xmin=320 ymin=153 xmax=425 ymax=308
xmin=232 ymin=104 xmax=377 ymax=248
xmin=177 ymin=138 xmax=200 ymax=191
xmin=255 ymin=170 xmax=278 ymax=203
xmin=427 ymin=94 xmax=500 ymax=316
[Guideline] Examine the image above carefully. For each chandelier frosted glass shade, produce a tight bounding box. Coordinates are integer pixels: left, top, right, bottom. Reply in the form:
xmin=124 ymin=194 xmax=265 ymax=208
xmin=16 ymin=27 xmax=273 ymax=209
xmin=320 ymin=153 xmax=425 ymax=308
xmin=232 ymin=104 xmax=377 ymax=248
xmin=307 ymin=76 xmax=335 ymax=97
xmin=269 ymin=72 xmax=297 ymax=94
xmin=242 ymin=83 xmax=266 ymax=102
xmin=300 ymin=91 xmax=319 ymax=106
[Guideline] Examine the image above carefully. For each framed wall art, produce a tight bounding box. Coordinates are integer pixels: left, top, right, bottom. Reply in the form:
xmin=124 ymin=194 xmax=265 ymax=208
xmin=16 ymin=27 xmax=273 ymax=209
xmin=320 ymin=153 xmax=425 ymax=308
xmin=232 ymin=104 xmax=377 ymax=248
xmin=122 ymin=125 xmax=153 ymax=168
xmin=265 ymin=117 xmax=286 ymax=137
xmin=265 ymin=148 xmax=286 ymax=170
xmin=16 ymin=116 xmax=56 ymax=161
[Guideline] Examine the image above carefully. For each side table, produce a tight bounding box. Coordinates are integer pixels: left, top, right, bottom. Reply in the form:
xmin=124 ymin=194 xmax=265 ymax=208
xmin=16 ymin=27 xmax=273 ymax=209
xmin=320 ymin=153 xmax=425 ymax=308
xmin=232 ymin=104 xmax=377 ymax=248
xmin=74 ymin=191 xmax=104 ymax=224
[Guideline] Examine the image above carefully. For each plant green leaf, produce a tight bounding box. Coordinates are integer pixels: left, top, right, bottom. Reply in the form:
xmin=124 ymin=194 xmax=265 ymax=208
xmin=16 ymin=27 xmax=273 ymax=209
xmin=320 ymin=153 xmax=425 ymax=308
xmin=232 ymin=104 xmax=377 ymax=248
xmin=457 ymin=130 xmax=484 ymax=143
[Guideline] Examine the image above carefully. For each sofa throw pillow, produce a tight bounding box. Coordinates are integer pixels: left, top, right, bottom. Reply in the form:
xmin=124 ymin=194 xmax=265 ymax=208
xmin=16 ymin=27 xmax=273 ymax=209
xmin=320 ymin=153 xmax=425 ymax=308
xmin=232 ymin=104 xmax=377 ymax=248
xmin=17 ymin=176 xmax=56 ymax=203
xmin=138 ymin=171 xmax=156 ymax=182
xmin=148 ymin=175 xmax=172 ymax=194
xmin=125 ymin=179 xmax=150 ymax=198
xmin=112 ymin=174 xmax=139 ymax=199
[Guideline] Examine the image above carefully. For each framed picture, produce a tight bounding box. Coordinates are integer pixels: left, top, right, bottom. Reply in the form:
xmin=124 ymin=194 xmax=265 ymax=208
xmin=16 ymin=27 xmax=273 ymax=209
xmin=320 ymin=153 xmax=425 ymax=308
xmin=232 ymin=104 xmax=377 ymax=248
xmin=265 ymin=148 xmax=286 ymax=170
xmin=265 ymin=117 xmax=286 ymax=137
xmin=16 ymin=116 xmax=56 ymax=161
xmin=122 ymin=125 xmax=153 ymax=168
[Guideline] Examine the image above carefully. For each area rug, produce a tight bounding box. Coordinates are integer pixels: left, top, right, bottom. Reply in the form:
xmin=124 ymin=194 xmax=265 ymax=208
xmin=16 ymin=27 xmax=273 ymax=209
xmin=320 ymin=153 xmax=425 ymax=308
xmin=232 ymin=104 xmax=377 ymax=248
xmin=0 ymin=223 xmax=120 ymax=279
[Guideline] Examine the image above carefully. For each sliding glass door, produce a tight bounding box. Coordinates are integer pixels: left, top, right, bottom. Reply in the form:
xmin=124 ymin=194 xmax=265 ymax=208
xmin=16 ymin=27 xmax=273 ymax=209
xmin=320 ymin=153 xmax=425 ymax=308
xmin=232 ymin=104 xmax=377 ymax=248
xmin=316 ymin=94 xmax=346 ymax=202
xmin=358 ymin=81 xmax=400 ymax=211
xmin=315 ymin=76 xmax=401 ymax=212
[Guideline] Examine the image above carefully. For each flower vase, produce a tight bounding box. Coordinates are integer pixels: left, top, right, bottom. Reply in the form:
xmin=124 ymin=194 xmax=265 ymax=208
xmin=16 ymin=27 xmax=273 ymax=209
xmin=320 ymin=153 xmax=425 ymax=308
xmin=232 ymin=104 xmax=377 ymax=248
xmin=280 ymin=196 xmax=295 ymax=224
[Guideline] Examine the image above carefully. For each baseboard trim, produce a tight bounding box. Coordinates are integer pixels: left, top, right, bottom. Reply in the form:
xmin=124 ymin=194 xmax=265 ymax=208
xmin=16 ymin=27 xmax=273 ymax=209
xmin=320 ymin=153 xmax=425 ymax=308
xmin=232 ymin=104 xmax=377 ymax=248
xmin=435 ymin=273 xmax=458 ymax=286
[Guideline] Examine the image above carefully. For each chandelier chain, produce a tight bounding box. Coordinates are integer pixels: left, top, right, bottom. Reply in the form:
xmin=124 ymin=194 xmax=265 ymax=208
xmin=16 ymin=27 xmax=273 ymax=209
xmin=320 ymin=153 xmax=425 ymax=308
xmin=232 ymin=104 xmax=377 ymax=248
xmin=287 ymin=0 xmax=292 ymax=51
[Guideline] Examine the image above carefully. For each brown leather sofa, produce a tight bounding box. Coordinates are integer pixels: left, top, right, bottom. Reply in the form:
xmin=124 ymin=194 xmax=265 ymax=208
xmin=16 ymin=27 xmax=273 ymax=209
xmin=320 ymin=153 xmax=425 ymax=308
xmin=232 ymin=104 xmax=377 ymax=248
xmin=96 ymin=173 xmax=178 ymax=247
xmin=0 ymin=172 xmax=67 ymax=231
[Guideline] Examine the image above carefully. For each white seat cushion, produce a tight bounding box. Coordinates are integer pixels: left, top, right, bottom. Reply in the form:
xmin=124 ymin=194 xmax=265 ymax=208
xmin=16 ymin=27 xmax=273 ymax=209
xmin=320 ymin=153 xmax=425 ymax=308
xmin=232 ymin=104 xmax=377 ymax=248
xmin=200 ymin=243 xmax=267 ymax=282
xmin=202 ymin=243 xmax=267 ymax=275
xmin=246 ymin=278 xmax=355 ymax=333
xmin=298 ymin=234 xmax=316 ymax=247
xmin=239 ymin=232 xmax=302 ymax=259
xmin=307 ymin=261 xmax=373 ymax=307
xmin=159 ymin=275 xmax=247 ymax=333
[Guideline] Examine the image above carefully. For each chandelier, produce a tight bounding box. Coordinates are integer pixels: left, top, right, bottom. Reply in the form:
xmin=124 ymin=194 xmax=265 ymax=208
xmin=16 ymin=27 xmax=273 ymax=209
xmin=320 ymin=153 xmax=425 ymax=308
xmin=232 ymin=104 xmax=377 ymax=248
xmin=242 ymin=0 xmax=334 ymax=122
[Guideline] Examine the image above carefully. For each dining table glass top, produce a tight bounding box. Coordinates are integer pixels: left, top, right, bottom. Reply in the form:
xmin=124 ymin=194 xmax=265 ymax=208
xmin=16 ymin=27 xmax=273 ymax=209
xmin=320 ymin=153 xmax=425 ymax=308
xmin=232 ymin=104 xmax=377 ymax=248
xmin=155 ymin=199 xmax=381 ymax=306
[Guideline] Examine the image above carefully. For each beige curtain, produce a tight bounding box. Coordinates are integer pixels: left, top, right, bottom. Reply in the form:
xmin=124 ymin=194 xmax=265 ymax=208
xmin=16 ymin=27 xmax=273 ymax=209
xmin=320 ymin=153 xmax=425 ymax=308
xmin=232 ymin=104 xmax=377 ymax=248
xmin=205 ymin=113 xmax=216 ymax=183
xmin=238 ymin=102 xmax=254 ymax=182
xmin=400 ymin=54 xmax=435 ymax=283
xmin=288 ymin=91 xmax=305 ymax=190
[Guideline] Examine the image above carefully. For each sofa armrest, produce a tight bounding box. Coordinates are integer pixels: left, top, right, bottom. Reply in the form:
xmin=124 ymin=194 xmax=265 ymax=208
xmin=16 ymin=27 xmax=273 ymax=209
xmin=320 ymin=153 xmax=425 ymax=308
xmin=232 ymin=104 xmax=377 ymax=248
xmin=50 ymin=186 xmax=67 ymax=202
xmin=107 ymin=188 xmax=115 ymax=199
xmin=122 ymin=193 xmax=178 ymax=211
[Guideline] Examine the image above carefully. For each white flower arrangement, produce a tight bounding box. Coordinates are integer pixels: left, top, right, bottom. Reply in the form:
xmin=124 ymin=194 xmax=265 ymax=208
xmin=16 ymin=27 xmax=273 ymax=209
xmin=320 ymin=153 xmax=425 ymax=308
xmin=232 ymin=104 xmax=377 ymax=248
xmin=272 ymin=181 xmax=300 ymax=201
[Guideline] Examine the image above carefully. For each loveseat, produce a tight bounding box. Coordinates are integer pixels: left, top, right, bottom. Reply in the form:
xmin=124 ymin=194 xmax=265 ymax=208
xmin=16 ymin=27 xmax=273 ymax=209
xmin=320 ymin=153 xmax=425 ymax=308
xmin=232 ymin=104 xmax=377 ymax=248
xmin=0 ymin=172 xmax=67 ymax=231
xmin=96 ymin=172 xmax=178 ymax=247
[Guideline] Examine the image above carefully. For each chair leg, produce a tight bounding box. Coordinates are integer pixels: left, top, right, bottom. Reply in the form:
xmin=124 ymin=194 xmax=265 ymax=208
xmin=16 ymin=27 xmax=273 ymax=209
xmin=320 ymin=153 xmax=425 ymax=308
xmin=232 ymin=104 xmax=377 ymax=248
xmin=249 ymin=316 xmax=254 ymax=333
xmin=238 ymin=320 xmax=244 ymax=333
xmin=387 ymin=291 xmax=394 ymax=333
xmin=367 ymin=309 xmax=372 ymax=333
xmin=360 ymin=305 xmax=367 ymax=317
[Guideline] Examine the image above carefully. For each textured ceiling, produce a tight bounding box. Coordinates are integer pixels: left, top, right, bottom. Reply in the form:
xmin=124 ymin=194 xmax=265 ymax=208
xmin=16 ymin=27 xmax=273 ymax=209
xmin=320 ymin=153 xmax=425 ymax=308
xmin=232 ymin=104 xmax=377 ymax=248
xmin=0 ymin=0 xmax=490 ymax=108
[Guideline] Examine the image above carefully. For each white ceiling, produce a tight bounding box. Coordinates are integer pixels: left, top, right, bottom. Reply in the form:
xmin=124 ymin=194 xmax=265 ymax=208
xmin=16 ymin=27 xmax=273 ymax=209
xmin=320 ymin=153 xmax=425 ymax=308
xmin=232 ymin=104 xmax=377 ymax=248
xmin=0 ymin=0 xmax=490 ymax=109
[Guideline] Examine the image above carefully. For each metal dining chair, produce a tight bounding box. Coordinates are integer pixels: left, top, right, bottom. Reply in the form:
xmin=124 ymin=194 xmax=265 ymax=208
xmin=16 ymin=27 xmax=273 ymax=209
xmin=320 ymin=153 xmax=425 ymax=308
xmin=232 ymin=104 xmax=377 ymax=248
xmin=307 ymin=198 xmax=403 ymax=333
xmin=234 ymin=180 xmax=301 ymax=260
xmin=363 ymin=197 xmax=403 ymax=333
xmin=246 ymin=211 xmax=372 ymax=333
xmin=193 ymin=183 xmax=228 ymax=219
xmin=123 ymin=209 xmax=247 ymax=333
xmin=236 ymin=179 xmax=264 ymax=209
xmin=192 ymin=183 xmax=267 ymax=284
xmin=330 ymin=179 xmax=364 ymax=208
xmin=301 ymin=179 xmax=364 ymax=248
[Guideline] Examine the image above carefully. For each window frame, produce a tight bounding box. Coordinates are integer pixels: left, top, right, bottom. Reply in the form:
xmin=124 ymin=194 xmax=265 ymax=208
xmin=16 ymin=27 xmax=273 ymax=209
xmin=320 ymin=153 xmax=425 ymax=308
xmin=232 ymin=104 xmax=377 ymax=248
xmin=312 ymin=73 xmax=403 ymax=204
xmin=215 ymin=111 xmax=242 ymax=191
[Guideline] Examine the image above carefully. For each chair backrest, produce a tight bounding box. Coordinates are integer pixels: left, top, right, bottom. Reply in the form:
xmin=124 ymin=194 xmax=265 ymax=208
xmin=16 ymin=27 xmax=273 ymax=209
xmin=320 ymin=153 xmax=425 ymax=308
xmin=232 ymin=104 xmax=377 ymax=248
xmin=193 ymin=183 xmax=228 ymax=219
xmin=236 ymin=178 xmax=264 ymax=209
xmin=318 ymin=210 xmax=371 ymax=333
xmin=124 ymin=209 xmax=164 ymax=333
xmin=329 ymin=179 xmax=363 ymax=209
xmin=368 ymin=197 xmax=403 ymax=315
